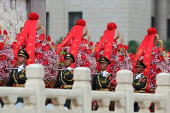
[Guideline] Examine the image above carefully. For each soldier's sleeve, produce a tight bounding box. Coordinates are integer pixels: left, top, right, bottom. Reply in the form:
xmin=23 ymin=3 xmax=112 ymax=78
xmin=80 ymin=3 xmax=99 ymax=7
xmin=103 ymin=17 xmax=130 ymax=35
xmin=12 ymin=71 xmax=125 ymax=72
xmin=102 ymin=73 xmax=112 ymax=87
xmin=133 ymin=77 xmax=147 ymax=90
xmin=92 ymin=75 xmax=96 ymax=90
xmin=53 ymin=71 xmax=60 ymax=88
xmin=18 ymin=69 xmax=27 ymax=81
xmin=5 ymin=70 xmax=13 ymax=86
xmin=64 ymin=70 xmax=73 ymax=81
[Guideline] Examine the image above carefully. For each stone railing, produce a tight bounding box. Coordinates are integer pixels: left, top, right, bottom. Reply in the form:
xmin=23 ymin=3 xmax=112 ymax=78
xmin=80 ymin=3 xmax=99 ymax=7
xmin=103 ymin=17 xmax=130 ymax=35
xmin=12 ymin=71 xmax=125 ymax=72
xmin=0 ymin=64 xmax=169 ymax=113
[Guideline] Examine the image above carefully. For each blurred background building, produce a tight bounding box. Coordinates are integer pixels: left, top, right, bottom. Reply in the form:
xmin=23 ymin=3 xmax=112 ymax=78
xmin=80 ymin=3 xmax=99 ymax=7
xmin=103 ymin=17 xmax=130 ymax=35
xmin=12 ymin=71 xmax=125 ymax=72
xmin=46 ymin=0 xmax=170 ymax=46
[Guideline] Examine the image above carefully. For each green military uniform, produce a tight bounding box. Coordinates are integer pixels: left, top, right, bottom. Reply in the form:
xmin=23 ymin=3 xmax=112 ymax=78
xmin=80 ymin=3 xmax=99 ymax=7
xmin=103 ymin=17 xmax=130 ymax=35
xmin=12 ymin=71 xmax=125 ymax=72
xmin=5 ymin=49 xmax=29 ymax=105
xmin=5 ymin=66 xmax=27 ymax=103
xmin=92 ymin=71 xmax=112 ymax=91
xmin=133 ymin=60 xmax=147 ymax=112
xmin=92 ymin=57 xmax=112 ymax=110
xmin=53 ymin=53 xmax=75 ymax=110
xmin=133 ymin=73 xmax=147 ymax=93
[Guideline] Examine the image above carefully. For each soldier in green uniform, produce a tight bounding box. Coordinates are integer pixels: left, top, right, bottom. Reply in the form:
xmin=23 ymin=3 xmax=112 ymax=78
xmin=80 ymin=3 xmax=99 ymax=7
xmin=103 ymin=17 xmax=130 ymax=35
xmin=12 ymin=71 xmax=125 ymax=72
xmin=133 ymin=60 xmax=147 ymax=112
xmin=5 ymin=49 xmax=29 ymax=108
xmin=53 ymin=53 xmax=75 ymax=110
xmin=92 ymin=57 xmax=113 ymax=91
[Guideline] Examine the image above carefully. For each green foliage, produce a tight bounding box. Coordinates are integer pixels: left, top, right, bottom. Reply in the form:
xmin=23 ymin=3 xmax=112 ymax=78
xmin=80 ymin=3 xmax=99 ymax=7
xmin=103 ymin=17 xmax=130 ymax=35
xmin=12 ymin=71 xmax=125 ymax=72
xmin=163 ymin=38 xmax=170 ymax=52
xmin=127 ymin=40 xmax=139 ymax=54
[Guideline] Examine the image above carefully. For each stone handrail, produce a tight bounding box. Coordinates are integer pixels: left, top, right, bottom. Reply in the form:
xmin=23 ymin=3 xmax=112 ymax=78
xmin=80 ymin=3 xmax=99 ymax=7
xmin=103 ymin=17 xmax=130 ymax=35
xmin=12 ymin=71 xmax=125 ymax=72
xmin=45 ymin=89 xmax=82 ymax=113
xmin=0 ymin=64 xmax=169 ymax=113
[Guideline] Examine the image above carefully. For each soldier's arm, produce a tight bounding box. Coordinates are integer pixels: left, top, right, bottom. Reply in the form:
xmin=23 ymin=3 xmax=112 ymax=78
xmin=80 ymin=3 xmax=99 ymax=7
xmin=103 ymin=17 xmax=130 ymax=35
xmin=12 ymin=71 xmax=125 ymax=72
xmin=101 ymin=74 xmax=112 ymax=87
xmin=5 ymin=71 xmax=13 ymax=86
xmin=64 ymin=70 xmax=73 ymax=81
xmin=53 ymin=71 xmax=61 ymax=88
xmin=18 ymin=69 xmax=27 ymax=81
xmin=133 ymin=77 xmax=147 ymax=90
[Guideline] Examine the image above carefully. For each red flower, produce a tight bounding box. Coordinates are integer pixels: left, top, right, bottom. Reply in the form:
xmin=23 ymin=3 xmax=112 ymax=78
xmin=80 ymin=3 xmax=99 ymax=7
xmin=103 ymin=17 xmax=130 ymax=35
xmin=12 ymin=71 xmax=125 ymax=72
xmin=3 ymin=30 xmax=8 ymax=36
xmin=111 ymin=79 xmax=116 ymax=84
xmin=35 ymin=42 xmax=42 ymax=49
xmin=95 ymin=52 xmax=100 ymax=59
xmin=81 ymin=55 xmax=86 ymax=60
xmin=89 ymin=41 xmax=93 ymax=47
xmin=85 ymin=61 xmax=90 ymax=67
xmin=112 ymin=49 xmax=117 ymax=55
xmin=43 ymin=60 xmax=48 ymax=65
xmin=117 ymin=44 xmax=122 ymax=50
xmin=86 ymin=49 xmax=92 ymax=55
xmin=123 ymin=45 xmax=128 ymax=51
xmin=28 ymin=12 xmax=39 ymax=20
xmin=1 ymin=55 xmax=7 ymax=61
xmin=36 ymin=53 xmax=43 ymax=59
xmin=95 ymin=42 xmax=99 ymax=47
xmin=153 ymin=80 xmax=156 ymax=84
xmin=82 ymin=38 xmax=87 ymax=44
xmin=147 ymin=27 xmax=157 ymax=35
xmin=154 ymin=47 xmax=160 ymax=53
xmin=107 ymin=22 xmax=117 ymax=30
xmin=150 ymin=74 xmax=154 ymax=79
xmin=0 ymin=30 xmax=1 ymax=35
xmin=151 ymin=64 xmax=156 ymax=70
xmin=80 ymin=46 xmax=86 ymax=51
xmin=15 ymin=34 xmax=20 ymax=40
xmin=39 ymin=34 xmax=45 ymax=41
xmin=51 ymin=42 xmax=55 ymax=46
xmin=11 ymin=42 xmax=16 ymax=49
xmin=116 ymin=68 xmax=121 ymax=73
xmin=0 ymin=42 xmax=4 ymax=50
xmin=76 ymin=19 xmax=86 ymax=26
xmin=110 ymin=61 xmax=115 ymax=65
xmin=43 ymin=45 xmax=50 ymax=51
xmin=158 ymin=56 xmax=163 ymax=62
xmin=152 ymin=55 xmax=155 ymax=60
xmin=47 ymin=35 xmax=51 ymax=41
xmin=119 ymin=55 xmax=124 ymax=62
xmin=156 ymin=69 xmax=161 ymax=74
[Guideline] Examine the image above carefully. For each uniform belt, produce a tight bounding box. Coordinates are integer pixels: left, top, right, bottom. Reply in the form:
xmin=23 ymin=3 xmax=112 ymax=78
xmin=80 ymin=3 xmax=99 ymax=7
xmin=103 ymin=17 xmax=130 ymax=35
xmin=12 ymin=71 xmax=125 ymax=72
xmin=98 ymin=88 xmax=109 ymax=91
xmin=13 ymin=84 xmax=25 ymax=87
xmin=61 ymin=85 xmax=72 ymax=89
xmin=134 ymin=90 xmax=145 ymax=93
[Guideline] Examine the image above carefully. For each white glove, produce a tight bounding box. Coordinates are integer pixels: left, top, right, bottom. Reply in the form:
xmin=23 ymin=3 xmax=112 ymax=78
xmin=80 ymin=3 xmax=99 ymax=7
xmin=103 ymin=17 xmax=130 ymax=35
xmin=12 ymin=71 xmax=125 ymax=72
xmin=135 ymin=74 xmax=141 ymax=79
xmin=18 ymin=65 xmax=24 ymax=72
xmin=67 ymin=67 xmax=73 ymax=71
xmin=102 ymin=71 xmax=108 ymax=77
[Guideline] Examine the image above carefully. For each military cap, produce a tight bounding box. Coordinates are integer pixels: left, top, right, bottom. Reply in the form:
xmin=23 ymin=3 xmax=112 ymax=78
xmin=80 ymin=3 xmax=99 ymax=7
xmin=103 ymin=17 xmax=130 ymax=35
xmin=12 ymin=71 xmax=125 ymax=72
xmin=136 ymin=60 xmax=146 ymax=68
xmin=99 ymin=57 xmax=110 ymax=64
xmin=64 ymin=53 xmax=75 ymax=63
xmin=18 ymin=49 xmax=29 ymax=59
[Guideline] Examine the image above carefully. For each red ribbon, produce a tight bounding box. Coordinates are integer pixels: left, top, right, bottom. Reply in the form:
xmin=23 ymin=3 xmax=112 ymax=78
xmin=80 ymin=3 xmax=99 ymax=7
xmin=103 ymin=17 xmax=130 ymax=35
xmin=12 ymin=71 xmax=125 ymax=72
xmin=133 ymin=34 xmax=155 ymax=92
xmin=94 ymin=23 xmax=116 ymax=71
xmin=13 ymin=13 xmax=38 ymax=65
xmin=56 ymin=19 xmax=86 ymax=68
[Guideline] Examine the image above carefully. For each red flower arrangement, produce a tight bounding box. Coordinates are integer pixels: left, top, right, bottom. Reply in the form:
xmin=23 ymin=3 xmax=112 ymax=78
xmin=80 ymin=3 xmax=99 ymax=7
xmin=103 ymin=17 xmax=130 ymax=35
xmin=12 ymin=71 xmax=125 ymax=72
xmin=107 ymin=22 xmax=117 ymax=30
xmin=28 ymin=12 xmax=39 ymax=20
xmin=147 ymin=27 xmax=157 ymax=35
xmin=76 ymin=19 xmax=86 ymax=26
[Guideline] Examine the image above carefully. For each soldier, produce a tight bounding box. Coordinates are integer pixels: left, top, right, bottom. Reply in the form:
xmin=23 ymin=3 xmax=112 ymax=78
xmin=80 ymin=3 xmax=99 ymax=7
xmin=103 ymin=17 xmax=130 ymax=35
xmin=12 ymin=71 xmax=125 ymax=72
xmin=133 ymin=60 xmax=147 ymax=112
xmin=5 ymin=49 xmax=29 ymax=108
xmin=92 ymin=57 xmax=113 ymax=91
xmin=53 ymin=53 xmax=75 ymax=110
xmin=92 ymin=57 xmax=113 ymax=110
